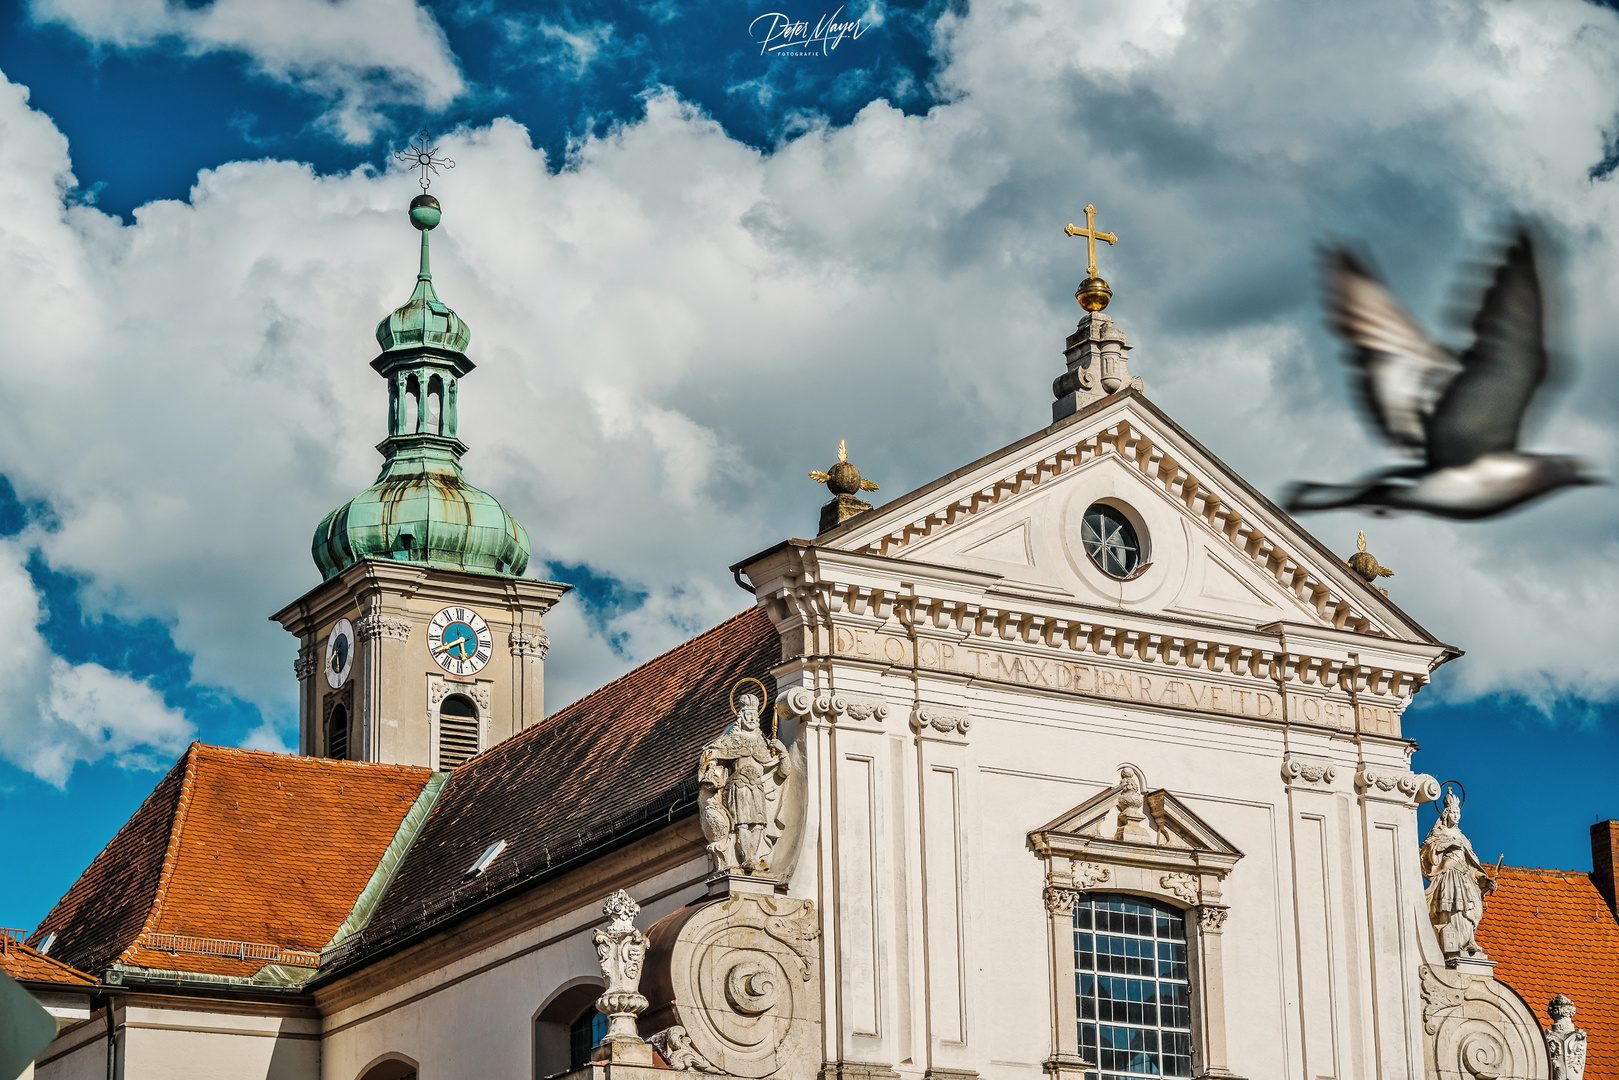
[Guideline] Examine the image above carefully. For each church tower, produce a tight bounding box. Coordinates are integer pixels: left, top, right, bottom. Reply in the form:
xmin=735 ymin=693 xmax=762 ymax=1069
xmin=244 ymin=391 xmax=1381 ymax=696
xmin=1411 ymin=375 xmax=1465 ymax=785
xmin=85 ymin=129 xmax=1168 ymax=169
xmin=272 ymin=191 xmax=568 ymax=769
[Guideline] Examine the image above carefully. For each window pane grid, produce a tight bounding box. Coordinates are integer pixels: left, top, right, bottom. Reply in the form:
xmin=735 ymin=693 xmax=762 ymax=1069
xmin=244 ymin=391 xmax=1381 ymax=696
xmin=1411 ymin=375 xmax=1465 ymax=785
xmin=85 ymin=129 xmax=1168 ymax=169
xmin=1075 ymin=894 xmax=1192 ymax=1080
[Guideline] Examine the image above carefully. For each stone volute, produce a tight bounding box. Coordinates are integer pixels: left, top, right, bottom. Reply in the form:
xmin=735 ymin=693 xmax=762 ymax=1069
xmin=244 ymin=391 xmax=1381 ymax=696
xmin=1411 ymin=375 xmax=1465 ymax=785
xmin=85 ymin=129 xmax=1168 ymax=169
xmin=640 ymin=892 xmax=822 ymax=1080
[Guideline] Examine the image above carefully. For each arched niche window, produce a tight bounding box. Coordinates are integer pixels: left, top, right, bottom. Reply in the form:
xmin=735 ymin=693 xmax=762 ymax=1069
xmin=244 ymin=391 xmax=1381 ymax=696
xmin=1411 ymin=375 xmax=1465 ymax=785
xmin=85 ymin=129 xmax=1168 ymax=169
xmin=1073 ymin=893 xmax=1192 ymax=1079
xmin=404 ymin=375 xmax=422 ymax=434
xmin=533 ymin=979 xmax=606 ymax=1079
xmin=426 ymin=376 xmax=444 ymax=435
xmin=438 ymin=693 xmax=479 ymax=768
xmin=357 ymin=1053 xmax=418 ymax=1080
xmin=328 ymin=703 xmax=349 ymax=761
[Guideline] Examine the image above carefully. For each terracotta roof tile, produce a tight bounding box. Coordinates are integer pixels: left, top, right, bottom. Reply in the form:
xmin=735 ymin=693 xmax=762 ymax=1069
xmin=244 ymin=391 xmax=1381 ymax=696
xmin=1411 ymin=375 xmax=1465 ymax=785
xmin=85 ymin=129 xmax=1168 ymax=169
xmin=33 ymin=745 xmax=431 ymax=979
xmin=356 ymin=606 xmax=778 ymax=954
xmin=1477 ymin=865 xmax=1619 ymax=1077
xmin=0 ymin=935 xmax=96 ymax=986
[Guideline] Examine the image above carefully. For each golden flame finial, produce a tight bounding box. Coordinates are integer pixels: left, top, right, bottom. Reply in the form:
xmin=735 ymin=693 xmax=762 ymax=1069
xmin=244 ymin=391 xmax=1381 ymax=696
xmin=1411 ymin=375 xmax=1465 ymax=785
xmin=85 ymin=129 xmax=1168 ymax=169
xmin=809 ymin=441 xmax=880 ymax=534
xmin=1347 ymin=530 xmax=1393 ymax=593
xmin=1063 ymin=204 xmax=1118 ymax=312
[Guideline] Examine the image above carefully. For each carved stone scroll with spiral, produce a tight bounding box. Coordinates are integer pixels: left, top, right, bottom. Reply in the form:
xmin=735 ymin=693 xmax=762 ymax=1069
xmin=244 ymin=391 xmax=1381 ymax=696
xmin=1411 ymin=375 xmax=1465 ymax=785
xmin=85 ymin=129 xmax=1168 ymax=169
xmin=641 ymin=893 xmax=822 ymax=1080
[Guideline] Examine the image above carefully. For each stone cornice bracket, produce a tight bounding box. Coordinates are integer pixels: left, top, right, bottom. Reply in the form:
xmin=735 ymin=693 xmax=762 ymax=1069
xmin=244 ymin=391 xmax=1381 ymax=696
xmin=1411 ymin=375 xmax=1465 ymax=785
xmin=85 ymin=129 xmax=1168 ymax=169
xmin=911 ymin=703 xmax=971 ymax=737
xmin=1281 ymin=754 xmax=1338 ymax=787
xmin=1356 ymin=763 xmax=1440 ymax=805
xmin=509 ymin=629 xmax=549 ymax=658
xmin=356 ymin=613 xmax=412 ymax=643
xmin=593 ymin=890 xmax=654 ymax=1065
xmin=1546 ymin=994 xmax=1587 ymax=1080
xmin=779 ymin=687 xmax=889 ymax=726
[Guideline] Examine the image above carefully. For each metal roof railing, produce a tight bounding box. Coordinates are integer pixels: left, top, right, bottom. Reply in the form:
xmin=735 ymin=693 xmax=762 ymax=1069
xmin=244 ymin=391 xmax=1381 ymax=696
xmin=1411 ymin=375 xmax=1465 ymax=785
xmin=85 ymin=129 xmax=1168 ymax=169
xmin=143 ymin=932 xmax=320 ymax=969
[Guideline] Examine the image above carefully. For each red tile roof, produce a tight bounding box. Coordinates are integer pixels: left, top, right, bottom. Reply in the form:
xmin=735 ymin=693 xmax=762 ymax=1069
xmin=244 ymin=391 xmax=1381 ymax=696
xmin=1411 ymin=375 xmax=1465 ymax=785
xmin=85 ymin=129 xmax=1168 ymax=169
xmin=352 ymin=606 xmax=779 ymax=958
xmin=32 ymin=744 xmax=431 ymax=979
xmin=0 ymin=934 xmax=96 ymax=987
xmin=1477 ymin=865 xmax=1619 ymax=1078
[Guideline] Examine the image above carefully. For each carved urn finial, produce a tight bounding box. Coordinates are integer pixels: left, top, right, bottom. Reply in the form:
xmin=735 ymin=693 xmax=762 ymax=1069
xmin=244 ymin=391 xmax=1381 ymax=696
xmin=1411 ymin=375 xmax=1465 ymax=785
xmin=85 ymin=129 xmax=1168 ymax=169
xmin=1547 ymin=994 xmax=1588 ymax=1080
xmin=808 ymin=440 xmax=880 ymax=534
xmin=1347 ymin=530 xmax=1394 ymax=595
xmin=592 ymin=890 xmax=654 ymax=1064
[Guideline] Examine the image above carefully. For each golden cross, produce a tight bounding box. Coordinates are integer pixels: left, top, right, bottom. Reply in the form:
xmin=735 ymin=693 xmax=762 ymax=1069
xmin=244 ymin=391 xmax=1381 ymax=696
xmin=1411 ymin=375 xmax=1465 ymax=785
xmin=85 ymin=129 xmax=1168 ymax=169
xmin=1063 ymin=205 xmax=1117 ymax=278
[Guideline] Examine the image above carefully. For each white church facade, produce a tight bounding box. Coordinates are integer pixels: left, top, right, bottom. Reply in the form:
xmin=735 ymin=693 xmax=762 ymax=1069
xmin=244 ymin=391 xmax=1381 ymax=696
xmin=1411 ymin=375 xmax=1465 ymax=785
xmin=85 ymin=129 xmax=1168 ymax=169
xmin=9 ymin=198 xmax=1596 ymax=1080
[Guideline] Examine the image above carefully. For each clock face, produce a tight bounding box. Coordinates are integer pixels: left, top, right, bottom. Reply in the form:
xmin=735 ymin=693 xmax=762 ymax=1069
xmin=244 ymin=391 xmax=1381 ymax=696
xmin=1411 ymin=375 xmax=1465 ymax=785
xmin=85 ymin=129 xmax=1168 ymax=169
xmin=427 ymin=606 xmax=493 ymax=677
xmin=325 ymin=618 xmax=355 ymax=689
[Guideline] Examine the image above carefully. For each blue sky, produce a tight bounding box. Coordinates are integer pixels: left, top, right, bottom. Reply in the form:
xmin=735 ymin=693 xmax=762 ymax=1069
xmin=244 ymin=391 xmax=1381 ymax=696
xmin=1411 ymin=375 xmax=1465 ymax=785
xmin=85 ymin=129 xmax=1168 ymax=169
xmin=1 ymin=0 xmax=1618 ymax=933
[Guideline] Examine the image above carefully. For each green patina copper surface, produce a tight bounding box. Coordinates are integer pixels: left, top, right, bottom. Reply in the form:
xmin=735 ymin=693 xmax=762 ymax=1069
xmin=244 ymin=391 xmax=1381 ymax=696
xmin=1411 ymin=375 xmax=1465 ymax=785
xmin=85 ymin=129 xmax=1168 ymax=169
xmin=313 ymin=196 xmax=532 ymax=581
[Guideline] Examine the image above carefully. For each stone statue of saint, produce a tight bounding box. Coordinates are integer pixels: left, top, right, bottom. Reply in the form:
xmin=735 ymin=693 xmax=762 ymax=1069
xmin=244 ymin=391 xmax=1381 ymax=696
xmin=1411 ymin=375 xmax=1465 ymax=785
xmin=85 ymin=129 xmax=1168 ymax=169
xmin=698 ymin=692 xmax=792 ymax=875
xmin=1420 ymin=787 xmax=1497 ymax=958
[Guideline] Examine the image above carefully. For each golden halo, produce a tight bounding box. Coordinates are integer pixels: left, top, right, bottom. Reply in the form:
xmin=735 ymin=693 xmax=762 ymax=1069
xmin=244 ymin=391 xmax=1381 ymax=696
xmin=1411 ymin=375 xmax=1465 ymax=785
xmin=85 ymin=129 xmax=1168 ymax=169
xmin=729 ymin=678 xmax=770 ymax=721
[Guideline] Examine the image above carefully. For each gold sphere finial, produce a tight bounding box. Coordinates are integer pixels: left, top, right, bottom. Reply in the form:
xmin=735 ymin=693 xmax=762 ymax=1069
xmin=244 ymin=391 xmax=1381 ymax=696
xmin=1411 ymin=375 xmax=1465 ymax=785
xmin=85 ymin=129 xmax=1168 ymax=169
xmin=1076 ymin=276 xmax=1112 ymax=312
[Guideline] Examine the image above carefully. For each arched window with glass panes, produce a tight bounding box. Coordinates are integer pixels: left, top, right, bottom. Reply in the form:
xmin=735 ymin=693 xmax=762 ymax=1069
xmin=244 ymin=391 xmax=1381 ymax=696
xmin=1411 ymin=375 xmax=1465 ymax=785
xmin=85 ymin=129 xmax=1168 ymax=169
xmin=1072 ymin=894 xmax=1193 ymax=1080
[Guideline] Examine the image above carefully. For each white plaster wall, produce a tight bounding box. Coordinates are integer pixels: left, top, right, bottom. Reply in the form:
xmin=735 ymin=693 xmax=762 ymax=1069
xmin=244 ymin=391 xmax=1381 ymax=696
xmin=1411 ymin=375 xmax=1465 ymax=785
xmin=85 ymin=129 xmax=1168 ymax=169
xmin=317 ymin=854 xmax=709 ymax=1080
xmin=795 ymin=652 xmax=1429 ymax=1080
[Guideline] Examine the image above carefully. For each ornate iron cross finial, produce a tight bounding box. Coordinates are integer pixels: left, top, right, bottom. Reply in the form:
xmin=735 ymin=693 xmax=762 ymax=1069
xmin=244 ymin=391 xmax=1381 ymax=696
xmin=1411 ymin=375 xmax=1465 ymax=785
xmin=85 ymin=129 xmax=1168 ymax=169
xmin=396 ymin=129 xmax=455 ymax=193
xmin=1063 ymin=204 xmax=1118 ymax=279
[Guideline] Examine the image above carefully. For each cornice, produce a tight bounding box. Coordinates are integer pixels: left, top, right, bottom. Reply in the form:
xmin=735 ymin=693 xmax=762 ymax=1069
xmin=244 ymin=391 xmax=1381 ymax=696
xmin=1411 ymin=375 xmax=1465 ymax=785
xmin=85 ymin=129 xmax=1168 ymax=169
xmin=839 ymin=412 xmax=1397 ymax=639
xmin=752 ymin=557 xmax=1444 ymax=704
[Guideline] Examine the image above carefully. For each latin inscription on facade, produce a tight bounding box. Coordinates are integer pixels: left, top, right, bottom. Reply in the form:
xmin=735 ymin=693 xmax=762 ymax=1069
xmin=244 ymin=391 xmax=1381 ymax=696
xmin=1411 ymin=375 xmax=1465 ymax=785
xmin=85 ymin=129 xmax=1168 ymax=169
xmin=833 ymin=628 xmax=1399 ymax=733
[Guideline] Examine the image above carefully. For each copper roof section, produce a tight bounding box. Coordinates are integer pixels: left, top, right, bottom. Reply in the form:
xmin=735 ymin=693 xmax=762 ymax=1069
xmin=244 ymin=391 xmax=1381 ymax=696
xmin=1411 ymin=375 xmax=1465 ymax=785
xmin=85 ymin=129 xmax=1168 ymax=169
xmin=348 ymin=606 xmax=778 ymax=962
xmin=1477 ymin=865 xmax=1619 ymax=1077
xmin=31 ymin=744 xmax=431 ymax=979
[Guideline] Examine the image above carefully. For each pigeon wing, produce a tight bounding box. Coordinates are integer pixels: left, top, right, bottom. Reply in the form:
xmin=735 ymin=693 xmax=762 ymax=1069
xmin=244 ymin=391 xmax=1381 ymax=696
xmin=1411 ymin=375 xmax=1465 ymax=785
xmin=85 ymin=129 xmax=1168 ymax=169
xmin=1425 ymin=235 xmax=1547 ymax=470
xmin=1325 ymin=251 xmax=1462 ymax=455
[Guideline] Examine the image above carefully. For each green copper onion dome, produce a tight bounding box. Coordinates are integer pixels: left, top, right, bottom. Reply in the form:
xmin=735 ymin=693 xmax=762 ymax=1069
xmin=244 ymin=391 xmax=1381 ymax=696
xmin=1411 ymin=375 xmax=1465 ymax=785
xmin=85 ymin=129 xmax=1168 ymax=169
xmin=312 ymin=194 xmax=532 ymax=580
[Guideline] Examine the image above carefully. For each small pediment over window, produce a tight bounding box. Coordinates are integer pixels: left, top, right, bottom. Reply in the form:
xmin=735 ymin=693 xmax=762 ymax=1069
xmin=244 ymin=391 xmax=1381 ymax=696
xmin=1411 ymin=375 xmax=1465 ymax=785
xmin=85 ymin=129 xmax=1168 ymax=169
xmin=1030 ymin=765 xmax=1242 ymax=879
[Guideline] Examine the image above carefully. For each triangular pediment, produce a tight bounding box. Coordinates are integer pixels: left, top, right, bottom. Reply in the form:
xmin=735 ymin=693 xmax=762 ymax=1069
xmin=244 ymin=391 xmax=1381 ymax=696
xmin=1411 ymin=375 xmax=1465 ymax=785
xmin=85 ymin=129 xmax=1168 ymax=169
xmin=814 ymin=390 xmax=1435 ymax=643
xmin=1034 ymin=784 xmax=1242 ymax=857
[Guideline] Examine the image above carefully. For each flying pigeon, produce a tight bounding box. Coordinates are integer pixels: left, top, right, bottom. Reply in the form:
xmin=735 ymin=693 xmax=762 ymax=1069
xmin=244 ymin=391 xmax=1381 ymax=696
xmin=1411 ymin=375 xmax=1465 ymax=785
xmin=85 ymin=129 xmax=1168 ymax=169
xmin=1285 ymin=234 xmax=1598 ymax=519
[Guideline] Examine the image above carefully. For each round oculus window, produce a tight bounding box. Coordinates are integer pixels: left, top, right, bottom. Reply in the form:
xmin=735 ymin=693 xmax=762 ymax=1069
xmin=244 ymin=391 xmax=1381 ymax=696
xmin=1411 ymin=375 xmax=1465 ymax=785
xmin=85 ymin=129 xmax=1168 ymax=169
xmin=1081 ymin=504 xmax=1143 ymax=579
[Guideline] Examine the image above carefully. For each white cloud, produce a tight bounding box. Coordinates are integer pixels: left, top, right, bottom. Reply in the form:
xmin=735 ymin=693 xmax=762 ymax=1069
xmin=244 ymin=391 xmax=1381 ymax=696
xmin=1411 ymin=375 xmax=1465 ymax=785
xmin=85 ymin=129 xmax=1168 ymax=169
xmin=1 ymin=0 xmax=1619 ymax=753
xmin=0 ymin=539 xmax=192 ymax=786
xmin=29 ymin=0 xmax=464 ymax=143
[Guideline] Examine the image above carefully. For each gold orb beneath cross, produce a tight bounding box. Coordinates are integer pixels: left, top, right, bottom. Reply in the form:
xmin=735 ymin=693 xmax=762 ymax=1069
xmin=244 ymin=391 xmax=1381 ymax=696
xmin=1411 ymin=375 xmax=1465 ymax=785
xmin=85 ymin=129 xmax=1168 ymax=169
xmin=1076 ymin=276 xmax=1112 ymax=312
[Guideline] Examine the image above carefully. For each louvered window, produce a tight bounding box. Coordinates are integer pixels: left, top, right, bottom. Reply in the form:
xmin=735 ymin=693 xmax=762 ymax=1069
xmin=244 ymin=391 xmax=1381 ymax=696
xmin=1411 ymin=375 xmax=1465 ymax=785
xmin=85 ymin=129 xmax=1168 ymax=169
xmin=328 ymin=704 xmax=348 ymax=761
xmin=438 ymin=693 xmax=479 ymax=768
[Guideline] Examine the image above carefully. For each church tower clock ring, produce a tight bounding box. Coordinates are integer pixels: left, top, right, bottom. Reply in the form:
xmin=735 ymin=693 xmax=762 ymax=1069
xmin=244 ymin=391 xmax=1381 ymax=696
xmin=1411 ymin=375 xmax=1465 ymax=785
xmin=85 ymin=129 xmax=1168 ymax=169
xmin=1081 ymin=502 xmax=1147 ymax=579
xmin=428 ymin=606 xmax=494 ymax=676
xmin=325 ymin=618 xmax=355 ymax=689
